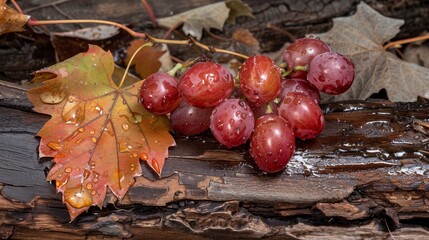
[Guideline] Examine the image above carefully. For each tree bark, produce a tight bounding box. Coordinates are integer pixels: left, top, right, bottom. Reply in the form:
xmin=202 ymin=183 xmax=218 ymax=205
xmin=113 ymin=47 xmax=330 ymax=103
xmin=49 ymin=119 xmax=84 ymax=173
xmin=1 ymin=80 xmax=429 ymax=239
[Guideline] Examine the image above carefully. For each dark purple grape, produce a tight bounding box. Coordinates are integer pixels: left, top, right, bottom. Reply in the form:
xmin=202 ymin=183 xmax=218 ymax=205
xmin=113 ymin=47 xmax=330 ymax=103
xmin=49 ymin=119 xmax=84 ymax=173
xmin=210 ymin=99 xmax=255 ymax=148
xmin=278 ymin=92 xmax=324 ymax=140
xmin=138 ymin=72 xmax=181 ymax=115
xmin=279 ymin=78 xmax=320 ymax=103
xmin=250 ymin=114 xmax=295 ymax=173
xmin=239 ymin=55 xmax=281 ymax=106
xmin=307 ymin=52 xmax=355 ymax=95
xmin=283 ymin=38 xmax=331 ymax=79
xmin=170 ymin=101 xmax=213 ymax=135
xmin=179 ymin=62 xmax=234 ymax=108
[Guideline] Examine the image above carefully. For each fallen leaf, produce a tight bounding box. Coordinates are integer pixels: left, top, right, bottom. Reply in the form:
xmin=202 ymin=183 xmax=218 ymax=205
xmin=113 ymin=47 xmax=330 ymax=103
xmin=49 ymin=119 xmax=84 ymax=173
xmin=232 ymin=28 xmax=260 ymax=54
xmin=403 ymin=41 xmax=429 ymax=68
xmin=53 ymin=25 xmax=120 ymax=41
xmin=27 ymin=45 xmax=175 ymax=220
xmin=158 ymin=2 xmax=230 ymax=40
xmin=124 ymin=39 xmax=165 ymax=79
xmin=226 ymin=0 xmax=254 ymax=24
xmin=314 ymin=2 xmax=429 ymax=102
xmin=0 ymin=0 xmax=30 ymax=35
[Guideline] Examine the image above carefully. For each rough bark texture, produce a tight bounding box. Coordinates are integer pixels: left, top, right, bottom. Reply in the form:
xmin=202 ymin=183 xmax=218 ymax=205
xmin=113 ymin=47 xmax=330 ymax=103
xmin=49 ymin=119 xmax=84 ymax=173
xmin=1 ymin=80 xmax=429 ymax=239
xmin=1 ymin=0 xmax=429 ymax=239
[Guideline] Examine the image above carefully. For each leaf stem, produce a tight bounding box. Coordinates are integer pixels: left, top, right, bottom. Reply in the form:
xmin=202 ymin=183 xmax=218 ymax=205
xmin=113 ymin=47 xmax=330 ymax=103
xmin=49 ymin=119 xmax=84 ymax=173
xmin=118 ymin=42 xmax=154 ymax=89
xmin=28 ymin=19 xmax=146 ymax=38
xmin=10 ymin=0 xmax=25 ymax=15
xmin=383 ymin=34 xmax=429 ymax=50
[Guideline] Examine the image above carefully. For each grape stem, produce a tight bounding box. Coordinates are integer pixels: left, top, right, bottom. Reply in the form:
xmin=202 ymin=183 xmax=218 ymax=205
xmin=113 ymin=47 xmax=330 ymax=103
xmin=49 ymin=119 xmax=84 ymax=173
xmin=118 ymin=42 xmax=154 ymax=89
xmin=383 ymin=34 xmax=429 ymax=50
xmin=167 ymin=63 xmax=183 ymax=77
xmin=281 ymin=65 xmax=308 ymax=78
xmin=26 ymin=19 xmax=249 ymax=59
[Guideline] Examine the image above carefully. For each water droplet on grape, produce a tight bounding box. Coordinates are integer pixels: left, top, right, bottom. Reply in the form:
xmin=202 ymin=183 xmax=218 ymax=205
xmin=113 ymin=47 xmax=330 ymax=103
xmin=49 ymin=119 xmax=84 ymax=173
xmin=86 ymin=183 xmax=93 ymax=190
xmin=65 ymin=167 xmax=72 ymax=173
xmin=91 ymin=137 xmax=97 ymax=143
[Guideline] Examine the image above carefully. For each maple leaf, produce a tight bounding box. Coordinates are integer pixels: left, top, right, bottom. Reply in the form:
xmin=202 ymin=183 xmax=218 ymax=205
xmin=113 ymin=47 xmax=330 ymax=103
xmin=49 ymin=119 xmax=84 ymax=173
xmin=125 ymin=39 xmax=165 ymax=79
xmin=314 ymin=2 xmax=429 ymax=102
xmin=158 ymin=2 xmax=230 ymax=40
xmin=0 ymin=0 xmax=30 ymax=35
xmin=27 ymin=45 xmax=175 ymax=220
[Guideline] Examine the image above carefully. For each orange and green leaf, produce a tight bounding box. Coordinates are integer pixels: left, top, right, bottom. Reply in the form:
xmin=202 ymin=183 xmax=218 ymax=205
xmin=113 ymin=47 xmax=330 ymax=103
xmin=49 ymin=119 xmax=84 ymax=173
xmin=27 ymin=45 xmax=175 ymax=220
xmin=0 ymin=0 xmax=30 ymax=35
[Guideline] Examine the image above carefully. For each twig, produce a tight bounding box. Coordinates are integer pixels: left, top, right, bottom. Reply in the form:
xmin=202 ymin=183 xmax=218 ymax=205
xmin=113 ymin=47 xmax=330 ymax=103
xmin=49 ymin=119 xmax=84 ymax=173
xmin=383 ymin=34 xmax=429 ymax=50
xmin=23 ymin=0 xmax=72 ymax=12
xmin=28 ymin=19 xmax=146 ymax=38
xmin=140 ymin=0 xmax=158 ymax=27
xmin=10 ymin=0 xmax=24 ymax=14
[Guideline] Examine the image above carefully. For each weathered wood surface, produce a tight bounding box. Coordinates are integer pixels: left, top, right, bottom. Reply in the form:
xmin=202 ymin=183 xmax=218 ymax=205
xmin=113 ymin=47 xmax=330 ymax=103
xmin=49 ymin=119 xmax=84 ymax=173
xmin=2 ymin=0 xmax=429 ymax=81
xmin=1 ymin=80 xmax=429 ymax=239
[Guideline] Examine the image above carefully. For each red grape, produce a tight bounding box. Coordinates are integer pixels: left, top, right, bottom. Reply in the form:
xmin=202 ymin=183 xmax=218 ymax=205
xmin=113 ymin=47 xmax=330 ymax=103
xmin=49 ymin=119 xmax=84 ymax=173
xmin=278 ymin=92 xmax=324 ymax=140
xmin=239 ymin=55 xmax=281 ymax=106
xmin=138 ymin=72 xmax=181 ymax=115
xmin=279 ymin=78 xmax=320 ymax=103
xmin=283 ymin=38 xmax=331 ymax=79
xmin=170 ymin=101 xmax=213 ymax=135
xmin=210 ymin=99 xmax=255 ymax=148
xmin=250 ymin=101 xmax=278 ymax=119
xmin=179 ymin=62 xmax=234 ymax=108
xmin=250 ymin=114 xmax=295 ymax=173
xmin=307 ymin=52 xmax=355 ymax=94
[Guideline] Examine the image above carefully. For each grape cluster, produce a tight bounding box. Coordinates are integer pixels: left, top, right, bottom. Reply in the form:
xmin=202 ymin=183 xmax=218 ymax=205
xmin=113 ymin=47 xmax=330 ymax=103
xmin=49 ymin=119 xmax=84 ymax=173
xmin=138 ymin=37 xmax=355 ymax=173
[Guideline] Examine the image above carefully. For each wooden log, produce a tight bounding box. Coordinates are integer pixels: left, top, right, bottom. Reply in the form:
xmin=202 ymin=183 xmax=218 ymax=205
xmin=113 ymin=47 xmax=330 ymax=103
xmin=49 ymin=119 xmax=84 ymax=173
xmin=1 ymin=80 xmax=429 ymax=238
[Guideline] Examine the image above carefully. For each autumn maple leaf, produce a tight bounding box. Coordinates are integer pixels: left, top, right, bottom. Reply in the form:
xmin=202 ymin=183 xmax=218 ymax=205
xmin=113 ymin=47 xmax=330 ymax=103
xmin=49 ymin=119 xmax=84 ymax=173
xmin=27 ymin=45 xmax=175 ymax=220
xmin=0 ymin=0 xmax=30 ymax=35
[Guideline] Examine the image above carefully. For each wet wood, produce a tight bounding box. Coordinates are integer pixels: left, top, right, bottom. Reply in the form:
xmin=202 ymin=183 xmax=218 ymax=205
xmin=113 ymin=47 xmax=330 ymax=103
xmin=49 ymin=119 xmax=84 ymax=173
xmin=1 ymin=80 xmax=429 ymax=238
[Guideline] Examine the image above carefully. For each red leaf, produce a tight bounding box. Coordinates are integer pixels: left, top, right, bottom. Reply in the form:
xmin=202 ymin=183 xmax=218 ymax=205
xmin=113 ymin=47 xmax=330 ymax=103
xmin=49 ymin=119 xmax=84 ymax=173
xmin=27 ymin=45 xmax=175 ymax=220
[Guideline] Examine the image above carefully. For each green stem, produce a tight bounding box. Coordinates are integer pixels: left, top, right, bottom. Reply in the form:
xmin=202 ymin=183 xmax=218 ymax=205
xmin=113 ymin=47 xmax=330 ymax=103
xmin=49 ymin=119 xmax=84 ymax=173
xmin=294 ymin=65 xmax=308 ymax=72
xmin=167 ymin=63 xmax=183 ymax=77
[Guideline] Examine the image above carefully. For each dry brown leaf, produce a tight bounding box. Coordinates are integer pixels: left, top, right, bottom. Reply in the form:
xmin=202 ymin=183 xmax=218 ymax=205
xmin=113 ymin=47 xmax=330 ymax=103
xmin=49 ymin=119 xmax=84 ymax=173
xmin=403 ymin=42 xmax=429 ymax=68
xmin=0 ymin=0 xmax=30 ymax=35
xmin=226 ymin=0 xmax=254 ymax=24
xmin=232 ymin=28 xmax=260 ymax=55
xmin=314 ymin=2 xmax=429 ymax=101
xmin=53 ymin=25 xmax=120 ymax=41
xmin=125 ymin=39 xmax=165 ymax=79
xmin=158 ymin=2 xmax=230 ymax=40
